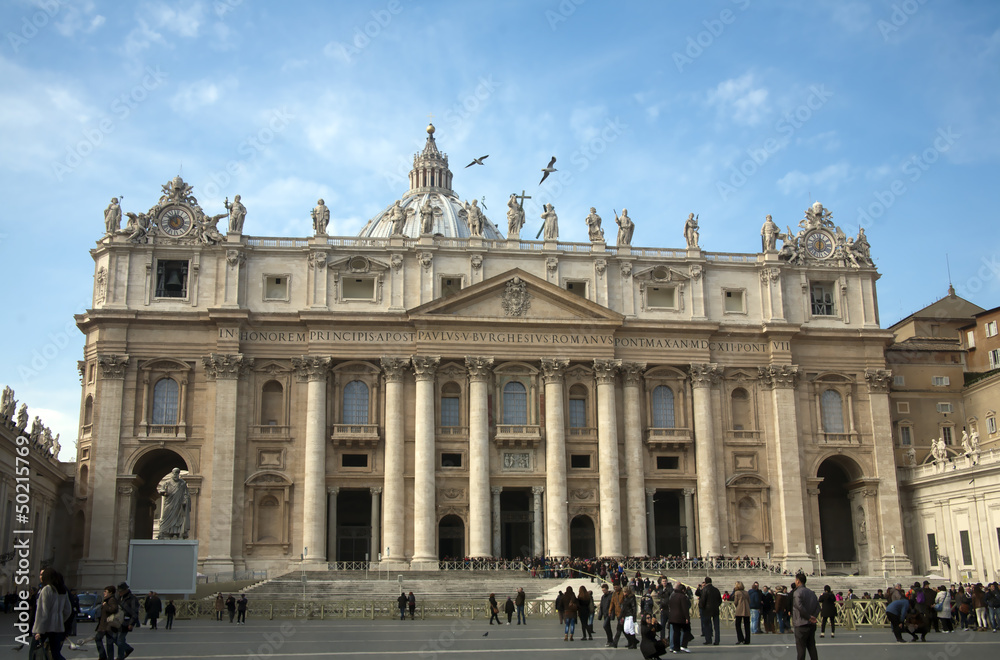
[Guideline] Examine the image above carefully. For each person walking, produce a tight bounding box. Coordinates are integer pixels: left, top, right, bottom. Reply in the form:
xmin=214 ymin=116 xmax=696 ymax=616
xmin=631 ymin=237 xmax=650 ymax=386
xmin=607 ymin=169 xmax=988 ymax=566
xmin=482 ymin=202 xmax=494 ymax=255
xmin=621 ymin=587 xmax=639 ymax=649
xmin=407 ymin=591 xmax=416 ymax=620
xmin=577 ymin=585 xmax=593 ymax=640
xmin=237 ymin=594 xmax=248 ymax=625
xmin=563 ymin=588 xmax=578 ymax=641
xmin=667 ymin=581 xmax=691 ymax=654
xmin=115 ymin=582 xmax=140 ymax=660
xmin=609 ymin=582 xmax=626 ymax=648
xmin=556 ymin=589 xmax=565 ymax=624
xmin=164 ymin=600 xmax=176 ymax=630
xmin=145 ymin=591 xmax=162 ymax=630
xmin=733 ymin=581 xmax=751 ymax=645
xmin=214 ymin=593 xmax=224 ymax=621
xmin=697 ymin=577 xmax=722 ymax=645
xmin=504 ymin=595 xmax=515 ymax=625
xmin=597 ymin=583 xmax=615 ymax=646
xmin=792 ymin=572 xmax=820 ymax=660
xmin=488 ymin=593 xmax=501 ymax=625
xmin=748 ymin=581 xmax=763 ymax=634
xmin=515 ymin=587 xmax=526 ymax=625
xmin=972 ymin=583 xmax=988 ymax=631
xmin=226 ymin=594 xmax=236 ymax=623
xmin=94 ymin=586 xmax=118 ymax=660
xmin=32 ymin=568 xmax=73 ymax=660
xmin=397 ymin=592 xmax=407 ymax=621
xmin=986 ymin=582 xmax=1000 ymax=632
xmin=818 ymin=585 xmax=836 ymax=638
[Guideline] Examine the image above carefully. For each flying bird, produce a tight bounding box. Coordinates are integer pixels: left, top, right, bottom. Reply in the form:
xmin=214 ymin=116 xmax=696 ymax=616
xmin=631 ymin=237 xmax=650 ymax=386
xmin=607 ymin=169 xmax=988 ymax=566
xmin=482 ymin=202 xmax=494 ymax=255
xmin=465 ymin=155 xmax=489 ymax=168
xmin=539 ymin=156 xmax=557 ymax=184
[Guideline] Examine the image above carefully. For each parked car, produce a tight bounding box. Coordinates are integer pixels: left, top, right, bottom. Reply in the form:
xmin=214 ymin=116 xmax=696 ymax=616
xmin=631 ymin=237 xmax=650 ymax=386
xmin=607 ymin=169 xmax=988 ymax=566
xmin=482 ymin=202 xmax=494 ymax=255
xmin=76 ymin=592 xmax=101 ymax=622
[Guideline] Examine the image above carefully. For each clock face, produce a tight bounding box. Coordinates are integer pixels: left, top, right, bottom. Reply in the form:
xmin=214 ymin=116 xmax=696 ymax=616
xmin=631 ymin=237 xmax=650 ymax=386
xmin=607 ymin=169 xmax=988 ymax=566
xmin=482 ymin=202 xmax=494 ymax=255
xmin=159 ymin=206 xmax=193 ymax=237
xmin=805 ymin=230 xmax=834 ymax=259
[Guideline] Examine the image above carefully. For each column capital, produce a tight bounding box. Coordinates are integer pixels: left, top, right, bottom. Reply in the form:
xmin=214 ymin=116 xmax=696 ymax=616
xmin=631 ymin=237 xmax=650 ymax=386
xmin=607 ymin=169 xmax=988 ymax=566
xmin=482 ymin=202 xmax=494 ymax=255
xmin=465 ymin=356 xmax=494 ymax=381
xmin=806 ymin=488 xmax=821 ymax=496
xmin=98 ymin=353 xmax=130 ymax=379
xmin=620 ymin=362 xmax=646 ymax=387
xmin=203 ymin=353 xmax=253 ymax=380
xmin=593 ymin=358 xmax=621 ymax=384
xmin=645 ymin=488 xmax=656 ymax=497
xmin=292 ymin=356 xmax=332 ymax=381
xmin=411 ymin=355 xmax=441 ymax=381
xmin=758 ymin=364 xmax=799 ymax=389
xmin=540 ymin=358 xmax=570 ymax=383
xmin=682 ymin=488 xmax=696 ymax=497
xmin=327 ymin=486 xmax=339 ymax=496
xmin=532 ymin=486 xmax=545 ymax=496
xmin=380 ymin=357 xmax=409 ymax=382
xmin=370 ymin=486 xmax=382 ymax=495
xmin=491 ymin=486 xmax=503 ymax=496
xmin=864 ymin=368 xmax=893 ymax=393
xmin=689 ymin=363 xmax=721 ymax=387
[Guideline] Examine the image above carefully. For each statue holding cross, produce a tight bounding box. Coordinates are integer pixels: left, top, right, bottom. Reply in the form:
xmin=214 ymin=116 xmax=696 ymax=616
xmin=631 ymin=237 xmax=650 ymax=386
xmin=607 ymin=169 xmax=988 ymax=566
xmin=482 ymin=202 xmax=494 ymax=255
xmin=507 ymin=190 xmax=529 ymax=239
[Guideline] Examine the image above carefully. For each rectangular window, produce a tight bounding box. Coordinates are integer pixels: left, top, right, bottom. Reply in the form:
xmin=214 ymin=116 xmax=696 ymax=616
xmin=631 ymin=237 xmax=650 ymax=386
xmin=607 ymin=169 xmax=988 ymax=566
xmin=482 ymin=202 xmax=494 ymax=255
xmin=647 ymin=286 xmax=675 ymax=309
xmin=893 ymin=375 xmax=905 ymax=387
xmin=810 ymin=282 xmax=835 ymax=316
xmin=932 ymin=376 xmax=950 ymax=387
xmin=988 ymin=417 xmax=998 ymax=435
xmin=897 ymin=402 xmax=910 ymax=414
xmin=927 ymin=533 xmax=938 ymax=566
xmin=155 ymin=260 xmax=189 ymax=298
xmin=989 ymin=349 xmax=1000 ymax=369
xmin=342 ymin=277 xmax=375 ymax=300
xmin=899 ymin=426 xmax=912 ymax=446
xmin=942 ymin=426 xmax=953 ymax=445
xmin=724 ymin=289 xmax=745 ymax=313
xmin=440 ymin=277 xmax=462 ymax=298
xmin=440 ymin=397 xmax=460 ymax=427
xmin=960 ymin=530 xmax=972 ymax=565
xmin=986 ymin=321 xmax=998 ymax=337
xmin=966 ymin=330 xmax=976 ymax=348
xmin=341 ymin=454 xmax=368 ymax=468
xmin=568 ymin=399 xmax=586 ymax=428
xmin=440 ymin=453 xmax=462 ymax=468
xmin=570 ymin=454 xmax=591 ymax=469
xmin=264 ymin=275 xmax=289 ymax=301
xmin=565 ymin=281 xmax=588 ymax=297
xmin=88 ymin=363 xmax=96 ymax=383
xmin=936 ymin=403 xmax=953 ymax=414
xmin=656 ymin=456 xmax=680 ymax=470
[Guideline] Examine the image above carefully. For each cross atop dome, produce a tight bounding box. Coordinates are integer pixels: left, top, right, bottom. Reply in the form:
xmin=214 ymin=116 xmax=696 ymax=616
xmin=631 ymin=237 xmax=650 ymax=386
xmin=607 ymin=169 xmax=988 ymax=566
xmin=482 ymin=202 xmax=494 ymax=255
xmin=407 ymin=123 xmax=453 ymax=197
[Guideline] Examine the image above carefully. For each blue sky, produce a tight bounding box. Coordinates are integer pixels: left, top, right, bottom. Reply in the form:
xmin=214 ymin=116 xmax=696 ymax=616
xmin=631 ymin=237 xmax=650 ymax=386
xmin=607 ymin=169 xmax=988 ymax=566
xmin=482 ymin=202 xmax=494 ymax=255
xmin=2 ymin=0 xmax=999 ymax=460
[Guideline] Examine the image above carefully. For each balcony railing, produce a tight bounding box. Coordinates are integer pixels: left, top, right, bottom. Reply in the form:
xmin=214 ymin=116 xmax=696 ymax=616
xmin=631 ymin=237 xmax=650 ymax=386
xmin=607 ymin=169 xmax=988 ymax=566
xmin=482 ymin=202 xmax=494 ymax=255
xmin=144 ymin=424 xmax=184 ymax=438
xmin=819 ymin=432 xmax=860 ymax=444
xmin=726 ymin=430 xmax=762 ymax=442
xmin=437 ymin=426 xmax=469 ymax=438
xmin=567 ymin=426 xmax=597 ymax=439
xmin=330 ymin=424 xmax=380 ymax=447
xmin=494 ymin=424 xmax=542 ymax=448
xmin=645 ymin=427 xmax=693 ymax=448
xmin=250 ymin=425 xmax=292 ymax=436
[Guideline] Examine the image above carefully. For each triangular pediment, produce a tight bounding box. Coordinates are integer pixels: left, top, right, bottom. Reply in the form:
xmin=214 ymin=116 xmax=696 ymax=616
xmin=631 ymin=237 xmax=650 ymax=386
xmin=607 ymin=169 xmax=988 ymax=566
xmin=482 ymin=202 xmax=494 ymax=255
xmin=409 ymin=268 xmax=623 ymax=326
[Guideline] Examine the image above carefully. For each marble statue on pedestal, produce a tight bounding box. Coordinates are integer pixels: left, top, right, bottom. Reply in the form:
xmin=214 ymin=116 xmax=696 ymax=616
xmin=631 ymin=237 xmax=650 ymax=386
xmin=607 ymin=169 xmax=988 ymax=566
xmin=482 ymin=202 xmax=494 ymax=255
xmin=312 ymin=199 xmax=330 ymax=236
xmin=16 ymin=404 xmax=27 ymax=433
xmin=124 ymin=212 xmax=150 ymax=242
xmin=419 ymin=199 xmax=437 ymax=235
xmin=761 ymin=214 xmax=779 ymax=252
xmin=104 ymin=198 xmax=121 ymax=235
xmin=389 ymin=200 xmax=407 ymax=236
xmin=157 ymin=467 xmax=191 ymax=540
xmin=585 ymin=207 xmax=604 ymax=242
xmin=507 ymin=194 xmax=525 ymax=239
xmin=200 ymin=213 xmax=226 ymax=244
xmin=684 ymin=213 xmax=700 ymax=249
xmin=464 ymin=199 xmax=485 ymax=237
xmin=225 ymin=195 xmax=246 ymax=233
xmin=540 ymin=204 xmax=559 ymax=240
xmin=0 ymin=386 xmax=15 ymax=421
xmin=616 ymin=209 xmax=634 ymax=246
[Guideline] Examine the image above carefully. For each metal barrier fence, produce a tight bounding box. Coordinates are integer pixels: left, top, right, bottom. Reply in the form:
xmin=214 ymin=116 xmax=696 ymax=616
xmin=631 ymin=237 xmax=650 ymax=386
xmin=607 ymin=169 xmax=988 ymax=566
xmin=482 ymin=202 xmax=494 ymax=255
xmin=197 ymin=569 xmax=268 ymax=583
xmin=438 ymin=560 xmax=528 ymax=571
xmin=165 ymin=598 xmax=889 ymax=628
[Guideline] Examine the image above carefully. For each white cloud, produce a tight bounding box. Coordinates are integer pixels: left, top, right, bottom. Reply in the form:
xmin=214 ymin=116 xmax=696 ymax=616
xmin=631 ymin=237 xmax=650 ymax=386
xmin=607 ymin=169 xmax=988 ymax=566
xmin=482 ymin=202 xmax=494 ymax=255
xmin=170 ymin=77 xmax=236 ymax=114
xmin=53 ymin=0 xmax=106 ymax=37
xmin=828 ymin=2 xmax=872 ymax=33
xmin=707 ymin=73 xmax=769 ymax=127
xmin=776 ymin=162 xmax=851 ymax=196
xmin=122 ymin=18 xmax=165 ymax=59
xmin=148 ymin=1 xmax=203 ymax=38
xmin=568 ymin=105 xmax=607 ymax=143
xmin=796 ymin=130 xmax=840 ymax=151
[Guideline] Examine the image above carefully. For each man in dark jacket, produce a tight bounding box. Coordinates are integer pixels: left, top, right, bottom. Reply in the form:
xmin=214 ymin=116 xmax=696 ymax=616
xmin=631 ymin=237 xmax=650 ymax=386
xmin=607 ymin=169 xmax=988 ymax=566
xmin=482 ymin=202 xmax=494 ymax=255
xmin=749 ymin=581 xmax=763 ymax=634
xmin=658 ymin=582 xmax=671 ymax=643
xmin=696 ymin=577 xmax=722 ymax=645
xmin=667 ymin=582 xmax=691 ymax=654
xmin=597 ymin=583 xmax=614 ymax=646
xmin=515 ymin=587 xmax=526 ymax=625
xmin=116 ymin=582 xmax=139 ymax=660
xmin=144 ymin=591 xmax=162 ymax=629
xmin=397 ymin=592 xmax=407 ymax=620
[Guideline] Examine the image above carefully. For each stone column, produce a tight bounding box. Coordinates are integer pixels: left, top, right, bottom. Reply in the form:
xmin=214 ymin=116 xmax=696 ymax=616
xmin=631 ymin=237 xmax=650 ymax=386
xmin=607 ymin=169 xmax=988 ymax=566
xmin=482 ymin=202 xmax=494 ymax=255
xmin=292 ymin=356 xmax=332 ymax=565
xmin=202 ymin=353 xmax=252 ymax=574
xmin=492 ymin=486 xmax=503 ymax=558
xmin=327 ymin=487 xmax=339 ymax=563
xmin=532 ymin=486 xmax=544 ymax=557
xmin=645 ymin=489 xmax=656 ymax=557
xmin=380 ymin=358 xmax=408 ymax=563
xmin=759 ymin=365 xmax=812 ymax=566
xmin=865 ymin=369 xmax=911 ymax=573
xmin=594 ymin=359 xmax=623 ymax=557
xmin=82 ymin=354 xmax=129 ymax=585
xmin=622 ymin=362 xmax=647 ymax=556
xmin=541 ymin=358 xmax=570 ymax=557
xmin=411 ymin=356 xmax=440 ymax=567
xmin=370 ymin=487 xmax=381 ymax=562
xmin=690 ymin=363 xmax=721 ymax=557
xmin=466 ymin=357 xmax=494 ymax=558
xmin=683 ymin=488 xmax=697 ymax=557
xmin=113 ymin=482 xmax=137 ymax=571
xmin=807 ymin=485 xmax=824 ymax=573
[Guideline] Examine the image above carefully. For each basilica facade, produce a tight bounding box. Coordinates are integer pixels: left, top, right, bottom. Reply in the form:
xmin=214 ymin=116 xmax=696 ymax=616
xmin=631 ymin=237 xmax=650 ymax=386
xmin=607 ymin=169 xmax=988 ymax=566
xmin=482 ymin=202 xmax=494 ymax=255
xmin=73 ymin=125 xmax=910 ymax=586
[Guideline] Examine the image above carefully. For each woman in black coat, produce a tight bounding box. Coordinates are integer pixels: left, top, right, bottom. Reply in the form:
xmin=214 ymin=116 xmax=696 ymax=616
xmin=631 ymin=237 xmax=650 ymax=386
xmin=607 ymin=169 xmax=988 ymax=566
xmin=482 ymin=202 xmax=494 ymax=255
xmin=639 ymin=613 xmax=668 ymax=659
xmin=667 ymin=582 xmax=692 ymax=653
xmin=818 ymin=585 xmax=837 ymax=637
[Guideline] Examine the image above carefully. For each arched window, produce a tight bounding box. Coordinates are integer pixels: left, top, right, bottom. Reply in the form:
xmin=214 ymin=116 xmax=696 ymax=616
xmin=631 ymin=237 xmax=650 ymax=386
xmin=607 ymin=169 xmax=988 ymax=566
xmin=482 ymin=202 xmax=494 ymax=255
xmin=260 ymin=380 xmax=283 ymax=426
xmin=151 ymin=378 xmax=179 ymax=425
xmin=502 ymin=381 xmax=527 ymax=425
xmin=821 ymin=389 xmax=844 ymax=433
xmin=568 ymin=384 xmax=588 ymax=428
xmin=440 ymin=381 xmax=461 ymax=427
xmin=343 ymin=381 xmax=369 ymax=425
xmin=651 ymin=385 xmax=675 ymax=428
xmin=731 ymin=388 xmax=750 ymax=430
xmin=83 ymin=395 xmax=93 ymax=427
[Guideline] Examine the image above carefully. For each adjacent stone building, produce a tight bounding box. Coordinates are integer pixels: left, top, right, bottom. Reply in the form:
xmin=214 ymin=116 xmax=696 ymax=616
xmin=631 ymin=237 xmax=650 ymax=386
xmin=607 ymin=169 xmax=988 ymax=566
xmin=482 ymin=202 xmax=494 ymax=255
xmin=72 ymin=125 xmax=911 ymax=586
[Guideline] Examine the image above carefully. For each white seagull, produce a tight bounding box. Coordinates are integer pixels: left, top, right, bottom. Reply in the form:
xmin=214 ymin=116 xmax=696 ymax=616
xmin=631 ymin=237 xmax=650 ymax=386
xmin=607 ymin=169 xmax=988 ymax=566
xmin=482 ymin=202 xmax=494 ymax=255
xmin=539 ymin=156 xmax=557 ymax=184
xmin=465 ymin=155 xmax=489 ymax=168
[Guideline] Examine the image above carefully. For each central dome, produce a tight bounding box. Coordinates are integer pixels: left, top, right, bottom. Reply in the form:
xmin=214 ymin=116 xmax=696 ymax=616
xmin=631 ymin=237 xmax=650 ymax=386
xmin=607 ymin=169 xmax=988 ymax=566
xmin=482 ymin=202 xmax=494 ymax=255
xmin=357 ymin=125 xmax=504 ymax=240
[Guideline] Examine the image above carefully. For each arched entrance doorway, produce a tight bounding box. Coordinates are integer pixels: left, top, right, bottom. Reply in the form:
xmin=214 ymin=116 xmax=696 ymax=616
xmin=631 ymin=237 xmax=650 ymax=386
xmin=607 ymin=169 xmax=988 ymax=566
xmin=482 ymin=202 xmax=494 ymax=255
xmin=438 ymin=515 xmax=465 ymax=560
xmin=131 ymin=448 xmax=188 ymax=540
xmin=817 ymin=458 xmax=858 ymax=570
xmin=500 ymin=489 xmax=533 ymax=559
xmin=336 ymin=490 xmax=372 ymax=562
xmin=569 ymin=515 xmax=596 ymax=557
xmin=652 ymin=491 xmax=685 ymax=556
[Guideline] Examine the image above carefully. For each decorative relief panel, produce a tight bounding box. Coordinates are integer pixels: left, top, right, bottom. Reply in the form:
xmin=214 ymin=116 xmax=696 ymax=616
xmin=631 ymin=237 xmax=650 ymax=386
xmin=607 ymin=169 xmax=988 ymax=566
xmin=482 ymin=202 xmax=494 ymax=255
xmin=502 ymin=452 xmax=531 ymax=471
